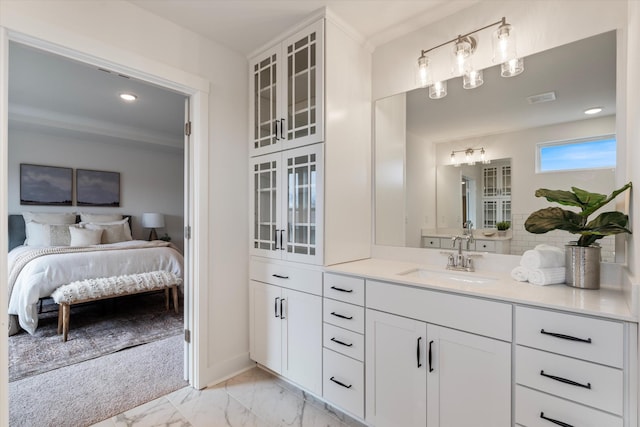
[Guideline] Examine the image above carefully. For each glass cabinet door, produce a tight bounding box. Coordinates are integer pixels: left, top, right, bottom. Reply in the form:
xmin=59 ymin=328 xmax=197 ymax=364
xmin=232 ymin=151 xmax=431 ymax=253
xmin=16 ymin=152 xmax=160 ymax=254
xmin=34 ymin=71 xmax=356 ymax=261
xmin=282 ymin=19 xmax=324 ymax=149
xmin=283 ymin=144 xmax=324 ymax=264
xmin=250 ymin=153 xmax=282 ymax=259
xmin=250 ymin=45 xmax=283 ymax=156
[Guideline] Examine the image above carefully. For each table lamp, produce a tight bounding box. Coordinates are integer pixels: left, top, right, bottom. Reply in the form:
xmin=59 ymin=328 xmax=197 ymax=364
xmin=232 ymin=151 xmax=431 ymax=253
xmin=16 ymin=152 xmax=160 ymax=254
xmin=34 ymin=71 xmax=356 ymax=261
xmin=141 ymin=213 xmax=165 ymax=241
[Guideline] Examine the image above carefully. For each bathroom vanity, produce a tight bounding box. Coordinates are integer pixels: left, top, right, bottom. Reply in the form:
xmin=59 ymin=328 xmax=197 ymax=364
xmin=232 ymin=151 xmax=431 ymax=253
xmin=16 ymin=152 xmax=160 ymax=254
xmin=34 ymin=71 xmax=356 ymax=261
xmin=320 ymin=258 xmax=637 ymax=427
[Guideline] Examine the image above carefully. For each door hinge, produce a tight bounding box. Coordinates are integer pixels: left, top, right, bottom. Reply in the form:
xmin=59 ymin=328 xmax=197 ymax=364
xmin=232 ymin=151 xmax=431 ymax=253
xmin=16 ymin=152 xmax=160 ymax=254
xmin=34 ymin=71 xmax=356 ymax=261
xmin=184 ymin=329 xmax=191 ymax=343
xmin=185 ymin=121 xmax=192 ymax=136
xmin=184 ymin=225 xmax=192 ymax=239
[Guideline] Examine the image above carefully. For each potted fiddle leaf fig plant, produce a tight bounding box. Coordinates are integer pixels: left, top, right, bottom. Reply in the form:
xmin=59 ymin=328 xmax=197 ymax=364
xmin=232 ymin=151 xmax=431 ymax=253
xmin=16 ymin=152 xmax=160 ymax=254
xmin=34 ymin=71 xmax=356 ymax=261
xmin=524 ymin=182 xmax=632 ymax=289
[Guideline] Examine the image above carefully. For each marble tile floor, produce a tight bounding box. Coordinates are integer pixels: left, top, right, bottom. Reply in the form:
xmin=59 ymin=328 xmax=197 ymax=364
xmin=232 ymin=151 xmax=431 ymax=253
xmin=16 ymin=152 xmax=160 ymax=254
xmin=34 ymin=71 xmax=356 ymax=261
xmin=91 ymin=366 xmax=366 ymax=427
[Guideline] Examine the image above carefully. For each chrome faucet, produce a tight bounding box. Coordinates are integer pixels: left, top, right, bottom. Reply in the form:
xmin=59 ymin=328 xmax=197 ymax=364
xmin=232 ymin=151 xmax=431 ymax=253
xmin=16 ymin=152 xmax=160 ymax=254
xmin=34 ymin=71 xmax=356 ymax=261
xmin=445 ymin=235 xmax=478 ymax=272
xmin=463 ymin=220 xmax=474 ymax=239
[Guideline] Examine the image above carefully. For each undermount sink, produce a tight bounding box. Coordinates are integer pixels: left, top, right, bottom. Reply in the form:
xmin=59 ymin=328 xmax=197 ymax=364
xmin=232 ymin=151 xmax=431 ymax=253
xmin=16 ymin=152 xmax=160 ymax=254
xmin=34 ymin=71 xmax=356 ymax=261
xmin=398 ymin=268 xmax=497 ymax=285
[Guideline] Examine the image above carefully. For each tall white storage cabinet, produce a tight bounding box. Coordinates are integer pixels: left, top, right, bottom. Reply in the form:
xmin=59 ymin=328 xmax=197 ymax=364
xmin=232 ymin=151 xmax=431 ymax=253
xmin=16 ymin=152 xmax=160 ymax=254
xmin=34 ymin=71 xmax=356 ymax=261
xmin=249 ymin=10 xmax=372 ymax=404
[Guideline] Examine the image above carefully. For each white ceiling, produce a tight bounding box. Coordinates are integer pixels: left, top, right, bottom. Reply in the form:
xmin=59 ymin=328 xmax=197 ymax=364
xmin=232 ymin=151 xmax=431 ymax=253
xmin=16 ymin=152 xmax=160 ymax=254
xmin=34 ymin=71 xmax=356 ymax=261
xmin=130 ymin=0 xmax=479 ymax=56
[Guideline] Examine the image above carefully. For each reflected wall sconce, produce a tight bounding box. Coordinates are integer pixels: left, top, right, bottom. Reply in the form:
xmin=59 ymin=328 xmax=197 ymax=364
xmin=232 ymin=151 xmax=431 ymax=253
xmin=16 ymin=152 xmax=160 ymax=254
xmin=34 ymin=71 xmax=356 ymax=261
xmin=417 ymin=17 xmax=524 ymax=99
xmin=450 ymin=147 xmax=490 ymax=166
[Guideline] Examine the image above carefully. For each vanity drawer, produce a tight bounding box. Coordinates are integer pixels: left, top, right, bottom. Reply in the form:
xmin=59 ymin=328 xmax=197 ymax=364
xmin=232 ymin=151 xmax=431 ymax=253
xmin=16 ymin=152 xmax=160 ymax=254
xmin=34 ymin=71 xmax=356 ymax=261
xmin=323 ymin=299 xmax=365 ymax=334
xmin=323 ymin=348 xmax=364 ymax=419
xmin=250 ymin=258 xmax=322 ymax=296
xmin=323 ymin=323 xmax=364 ymax=361
xmin=324 ymin=273 xmax=364 ymax=306
xmin=516 ymin=385 xmax=622 ymax=427
xmin=473 ymin=240 xmax=496 ymax=252
xmin=516 ymin=346 xmax=623 ymax=415
xmin=422 ymin=237 xmax=440 ymax=249
xmin=367 ymin=280 xmax=512 ymax=341
xmin=516 ymin=306 xmax=624 ymax=367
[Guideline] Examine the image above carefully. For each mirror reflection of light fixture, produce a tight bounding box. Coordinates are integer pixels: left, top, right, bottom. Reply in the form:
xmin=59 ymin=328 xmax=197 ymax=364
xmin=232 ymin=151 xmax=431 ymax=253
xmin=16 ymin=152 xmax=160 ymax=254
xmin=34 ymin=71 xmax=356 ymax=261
xmin=429 ymin=81 xmax=448 ymax=99
xmin=141 ymin=212 xmax=165 ymax=241
xmin=450 ymin=147 xmax=490 ymax=166
xmin=417 ymin=17 xmax=523 ymax=98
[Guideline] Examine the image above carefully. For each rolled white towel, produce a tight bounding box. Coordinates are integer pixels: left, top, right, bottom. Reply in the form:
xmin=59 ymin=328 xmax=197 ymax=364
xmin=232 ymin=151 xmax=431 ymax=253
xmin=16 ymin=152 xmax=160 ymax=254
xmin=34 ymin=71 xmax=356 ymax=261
xmin=510 ymin=266 xmax=530 ymax=282
xmin=521 ymin=245 xmax=565 ymax=269
xmin=528 ymin=267 xmax=566 ymax=286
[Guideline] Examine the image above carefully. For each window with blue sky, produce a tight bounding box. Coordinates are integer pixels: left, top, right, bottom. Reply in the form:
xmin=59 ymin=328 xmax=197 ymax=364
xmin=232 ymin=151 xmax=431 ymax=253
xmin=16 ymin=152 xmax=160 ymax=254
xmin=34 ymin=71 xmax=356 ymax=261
xmin=537 ymin=136 xmax=616 ymax=172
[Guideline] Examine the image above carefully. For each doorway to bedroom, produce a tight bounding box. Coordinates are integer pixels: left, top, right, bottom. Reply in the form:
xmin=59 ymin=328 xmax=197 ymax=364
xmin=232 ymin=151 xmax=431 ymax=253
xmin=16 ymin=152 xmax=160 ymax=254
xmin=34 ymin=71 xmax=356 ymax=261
xmin=6 ymin=40 xmax=191 ymax=424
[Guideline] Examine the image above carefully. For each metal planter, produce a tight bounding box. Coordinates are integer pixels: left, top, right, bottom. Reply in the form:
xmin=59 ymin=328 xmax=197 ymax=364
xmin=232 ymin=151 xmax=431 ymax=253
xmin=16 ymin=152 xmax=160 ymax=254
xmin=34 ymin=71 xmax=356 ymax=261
xmin=565 ymin=243 xmax=601 ymax=290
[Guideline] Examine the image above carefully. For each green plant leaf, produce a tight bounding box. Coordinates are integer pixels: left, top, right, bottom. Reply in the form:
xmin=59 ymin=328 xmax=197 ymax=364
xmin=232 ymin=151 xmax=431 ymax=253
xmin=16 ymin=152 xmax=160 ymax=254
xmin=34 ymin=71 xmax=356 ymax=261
xmin=534 ymin=189 xmax=583 ymax=209
xmin=571 ymin=187 xmax=607 ymax=209
xmin=524 ymin=207 xmax=584 ymax=234
xmin=581 ymin=182 xmax=632 ymax=218
xmin=584 ymin=211 xmax=631 ymax=235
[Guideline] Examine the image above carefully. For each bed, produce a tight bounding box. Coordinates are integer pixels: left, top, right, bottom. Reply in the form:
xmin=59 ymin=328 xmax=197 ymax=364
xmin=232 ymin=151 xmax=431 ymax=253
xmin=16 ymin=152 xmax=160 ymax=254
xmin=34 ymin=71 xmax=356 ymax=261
xmin=7 ymin=213 xmax=184 ymax=336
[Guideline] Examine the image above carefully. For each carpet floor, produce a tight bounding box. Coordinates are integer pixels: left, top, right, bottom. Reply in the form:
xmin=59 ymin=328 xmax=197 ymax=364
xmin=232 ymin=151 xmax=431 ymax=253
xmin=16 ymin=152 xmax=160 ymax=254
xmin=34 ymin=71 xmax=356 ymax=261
xmin=9 ymin=334 xmax=188 ymax=427
xmin=9 ymin=291 xmax=183 ymax=382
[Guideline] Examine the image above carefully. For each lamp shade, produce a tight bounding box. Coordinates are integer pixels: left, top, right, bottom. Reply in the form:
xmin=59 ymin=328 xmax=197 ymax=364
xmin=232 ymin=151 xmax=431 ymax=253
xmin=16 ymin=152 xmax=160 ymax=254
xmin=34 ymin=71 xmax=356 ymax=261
xmin=141 ymin=213 xmax=165 ymax=228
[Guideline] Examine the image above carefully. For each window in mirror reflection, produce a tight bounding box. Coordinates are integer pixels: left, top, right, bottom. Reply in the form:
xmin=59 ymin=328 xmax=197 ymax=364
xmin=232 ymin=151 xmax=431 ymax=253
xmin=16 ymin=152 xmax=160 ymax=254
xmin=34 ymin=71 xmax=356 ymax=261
xmin=537 ymin=135 xmax=616 ymax=173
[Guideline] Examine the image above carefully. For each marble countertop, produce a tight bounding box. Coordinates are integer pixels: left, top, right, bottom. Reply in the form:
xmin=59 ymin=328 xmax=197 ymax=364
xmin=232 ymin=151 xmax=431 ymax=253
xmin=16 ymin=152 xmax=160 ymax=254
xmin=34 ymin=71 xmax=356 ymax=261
xmin=326 ymin=258 xmax=636 ymax=322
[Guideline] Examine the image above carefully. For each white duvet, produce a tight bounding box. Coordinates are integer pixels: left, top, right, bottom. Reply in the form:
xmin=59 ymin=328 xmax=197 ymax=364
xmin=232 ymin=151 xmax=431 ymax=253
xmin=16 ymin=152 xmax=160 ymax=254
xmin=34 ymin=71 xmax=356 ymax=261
xmin=8 ymin=240 xmax=184 ymax=335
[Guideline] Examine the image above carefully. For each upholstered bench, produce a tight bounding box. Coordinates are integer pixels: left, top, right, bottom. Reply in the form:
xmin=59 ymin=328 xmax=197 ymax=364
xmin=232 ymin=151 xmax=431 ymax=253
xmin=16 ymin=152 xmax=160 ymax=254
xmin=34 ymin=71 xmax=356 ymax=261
xmin=51 ymin=271 xmax=182 ymax=342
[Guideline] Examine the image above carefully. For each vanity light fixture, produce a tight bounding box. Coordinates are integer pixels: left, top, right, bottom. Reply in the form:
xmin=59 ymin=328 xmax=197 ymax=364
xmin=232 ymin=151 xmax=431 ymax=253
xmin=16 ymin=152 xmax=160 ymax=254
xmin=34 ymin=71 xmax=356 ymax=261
xmin=450 ymin=147 xmax=490 ymax=166
xmin=119 ymin=93 xmax=138 ymax=102
xmin=584 ymin=107 xmax=603 ymax=115
xmin=417 ymin=17 xmax=523 ymax=98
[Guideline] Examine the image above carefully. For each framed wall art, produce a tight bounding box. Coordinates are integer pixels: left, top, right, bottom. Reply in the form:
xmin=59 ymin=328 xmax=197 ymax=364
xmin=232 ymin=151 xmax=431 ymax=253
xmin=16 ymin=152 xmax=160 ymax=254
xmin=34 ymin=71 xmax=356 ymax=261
xmin=20 ymin=163 xmax=73 ymax=206
xmin=76 ymin=169 xmax=121 ymax=207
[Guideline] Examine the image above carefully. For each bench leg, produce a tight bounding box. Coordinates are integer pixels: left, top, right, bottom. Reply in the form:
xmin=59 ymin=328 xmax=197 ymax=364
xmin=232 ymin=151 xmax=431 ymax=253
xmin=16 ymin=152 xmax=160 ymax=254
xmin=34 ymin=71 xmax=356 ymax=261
xmin=57 ymin=304 xmax=63 ymax=335
xmin=165 ymin=288 xmax=170 ymax=311
xmin=62 ymin=303 xmax=70 ymax=342
xmin=172 ymin=285 xmax=179 ymax=314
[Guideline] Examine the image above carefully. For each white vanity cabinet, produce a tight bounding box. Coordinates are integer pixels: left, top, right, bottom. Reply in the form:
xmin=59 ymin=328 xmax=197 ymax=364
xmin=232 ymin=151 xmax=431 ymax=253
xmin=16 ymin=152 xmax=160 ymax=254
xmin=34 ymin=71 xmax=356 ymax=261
xmin=249 ymin=20 xmax=324 ymax=156
xmin=514 ymin=306 xmax=635 ymax=427
xmin=249 ymin=259 xmax=323 ymax=395
xmin=322 ymin=273 xmax=366 ymax=419
xmin=250 ymin=144 xmax=324 ymax=265
xmin=365 ymin=280 xmax=512 ymax=427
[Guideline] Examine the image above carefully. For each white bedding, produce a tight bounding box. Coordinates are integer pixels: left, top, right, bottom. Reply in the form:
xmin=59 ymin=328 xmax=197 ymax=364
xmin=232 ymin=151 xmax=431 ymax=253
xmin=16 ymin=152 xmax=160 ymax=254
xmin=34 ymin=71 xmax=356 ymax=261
xmin=8 ymin=240 xmax=184 ymax=335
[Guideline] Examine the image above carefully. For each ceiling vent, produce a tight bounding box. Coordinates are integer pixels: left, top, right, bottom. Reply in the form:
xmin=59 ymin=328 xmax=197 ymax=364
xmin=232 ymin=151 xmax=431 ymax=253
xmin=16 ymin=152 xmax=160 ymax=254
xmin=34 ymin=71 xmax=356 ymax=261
xmin=527 ymin=91 xmax=557 ymax=104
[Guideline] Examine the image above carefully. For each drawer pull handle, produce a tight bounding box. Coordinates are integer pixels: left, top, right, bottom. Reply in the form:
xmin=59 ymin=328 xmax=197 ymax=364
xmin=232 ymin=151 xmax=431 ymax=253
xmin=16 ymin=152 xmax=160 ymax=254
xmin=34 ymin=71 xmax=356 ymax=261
xmin=540 ymin=370 xmax=591 ymax=389
xmin=331 ymin=312 xmax=353 ymax=320
xmin=272 ymin=274 xmax=290 ymax=279
xmin=329 ymin=376 xmax=352 ymax=389
xmin=330 ymin=286 xmax=353 ymax=293
xmin=331 ymin=337 xmax=353 ymax=347
xmin=417 ymin=337 xmax=422 ymax=368
xmin=540 ymin=412 xmax=574 ymax=427
xmin=540 ymin=329 xmax=592 ymax=344
xmin=428 ymin=340 xmax=434 ymax=372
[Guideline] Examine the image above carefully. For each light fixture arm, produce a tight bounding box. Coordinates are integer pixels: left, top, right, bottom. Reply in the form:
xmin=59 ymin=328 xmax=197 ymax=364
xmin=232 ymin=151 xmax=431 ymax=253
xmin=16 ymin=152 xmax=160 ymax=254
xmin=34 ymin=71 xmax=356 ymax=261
xmin=420 ymin=17 xmax=506 ymax=56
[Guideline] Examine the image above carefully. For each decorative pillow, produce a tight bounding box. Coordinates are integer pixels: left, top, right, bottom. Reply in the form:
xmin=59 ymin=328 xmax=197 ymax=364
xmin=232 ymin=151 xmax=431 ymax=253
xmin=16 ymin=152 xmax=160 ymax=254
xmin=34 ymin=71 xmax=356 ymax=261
xmin=22 ymin=212 xmax=76 ymax=225
xmin=83 ymin=218 xmax=132 ymax=244
xmin=69 ymin=227 xmax=103 ymax=246
xmin=24 ymin=222 xmax=72 ymax=246
xmin=79 ymin=213 xmax=123 ymax=223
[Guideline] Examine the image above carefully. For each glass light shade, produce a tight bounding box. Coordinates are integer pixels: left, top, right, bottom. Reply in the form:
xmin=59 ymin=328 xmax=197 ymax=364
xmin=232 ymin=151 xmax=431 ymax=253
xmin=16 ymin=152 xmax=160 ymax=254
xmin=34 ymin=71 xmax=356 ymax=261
xmin=492 ymin=22 xmax=517 ymax=63
xmin=501 ymin=57 xmax=524 ymax=77
xmin=450 ymin=151 xmax=457 ymax=165
xmin=429 ymin=80 xmax=447 ymax=99
xmin=451 ymin=38 xmax=472 ymax=76
xmin=141 ymin=212 xmax=165 ymax=228
xmin=417 ymin=55 xmax=432 ymax=88
xmin=463 ymin=69 xmax=484 ymax=89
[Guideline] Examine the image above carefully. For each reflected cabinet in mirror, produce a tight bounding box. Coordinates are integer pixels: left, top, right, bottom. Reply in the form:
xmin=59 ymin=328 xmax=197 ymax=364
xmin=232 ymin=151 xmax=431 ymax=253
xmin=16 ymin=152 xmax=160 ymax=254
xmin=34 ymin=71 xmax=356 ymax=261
xmin=374 ymin=31 xmax=617 ymax=261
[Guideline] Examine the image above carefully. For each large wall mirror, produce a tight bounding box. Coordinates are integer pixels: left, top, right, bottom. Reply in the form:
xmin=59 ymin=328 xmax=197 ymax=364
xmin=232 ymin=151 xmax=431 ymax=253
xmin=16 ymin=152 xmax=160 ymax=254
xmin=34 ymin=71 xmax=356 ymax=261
xmin=375 ymin=31 xmax=618 ymax=261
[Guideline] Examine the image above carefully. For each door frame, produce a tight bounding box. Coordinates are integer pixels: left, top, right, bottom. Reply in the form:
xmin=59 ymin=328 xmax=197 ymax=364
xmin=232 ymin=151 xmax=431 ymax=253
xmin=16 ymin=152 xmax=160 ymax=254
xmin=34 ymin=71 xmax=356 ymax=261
xmin=0 ymin=25 xmax=211 ymax=423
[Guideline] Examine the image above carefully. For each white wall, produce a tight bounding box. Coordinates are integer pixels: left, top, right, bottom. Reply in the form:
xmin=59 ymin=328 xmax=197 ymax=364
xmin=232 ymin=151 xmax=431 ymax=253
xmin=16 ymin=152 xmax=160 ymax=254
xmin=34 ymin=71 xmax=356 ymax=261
xmin=0 ymin=1 xmax=250 ymax=418
xmin=8 ymin=126 xmax=185 ymax=251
